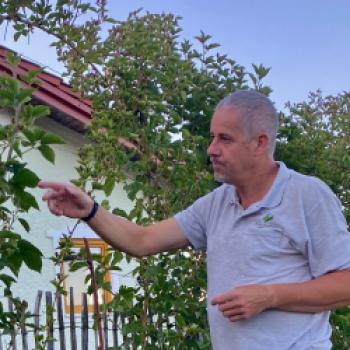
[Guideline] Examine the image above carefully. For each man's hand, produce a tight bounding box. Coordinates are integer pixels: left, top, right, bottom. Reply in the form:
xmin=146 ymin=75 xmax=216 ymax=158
xmin=211 ymin=284 xmax=276 ymax=322
xmin=38 ymin=181 xmax=94 ymax=219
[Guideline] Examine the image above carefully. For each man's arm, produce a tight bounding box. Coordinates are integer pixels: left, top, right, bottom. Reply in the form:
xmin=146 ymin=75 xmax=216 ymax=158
xmin=212 ymin=269 xmax=350 ymax=322
xmin=88 ymin=206 xmax=189 ymax=256
xmin=39 ymin=181 xmax=189 ymax=257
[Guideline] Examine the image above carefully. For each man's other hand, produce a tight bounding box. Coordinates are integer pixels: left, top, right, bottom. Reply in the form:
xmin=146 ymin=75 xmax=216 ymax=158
xmin=211 ymin=284 xmax=276 ymax=322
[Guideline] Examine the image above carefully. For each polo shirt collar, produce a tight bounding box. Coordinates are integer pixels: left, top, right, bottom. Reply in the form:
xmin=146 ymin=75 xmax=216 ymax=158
xmin=257 ymin=161 xmax=291 ymax=209
xmin=230 ymin=161 xmax=291 ymax=209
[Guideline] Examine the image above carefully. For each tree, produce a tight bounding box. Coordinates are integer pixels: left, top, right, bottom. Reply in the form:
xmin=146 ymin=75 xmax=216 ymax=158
xmin=5 ymin=2 xmax=350 ymax=349
xmin=276 ymin=90 xmax=350 ymax=349
xmin=1 ymin=2 xmax=272 ymax=347
xmin=0 ymin=51 xmax=64 ymax=334
xmin=69 ymin=11 xmax=272 ymax=348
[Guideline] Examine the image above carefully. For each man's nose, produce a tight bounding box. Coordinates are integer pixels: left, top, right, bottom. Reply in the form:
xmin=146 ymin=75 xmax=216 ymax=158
xmin=207 ymin=140 xmax=219 ymax=156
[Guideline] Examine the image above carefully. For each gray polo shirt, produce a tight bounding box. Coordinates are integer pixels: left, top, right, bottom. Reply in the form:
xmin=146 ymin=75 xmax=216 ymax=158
xmin=175 ymin=162 xmax=350 ymax=350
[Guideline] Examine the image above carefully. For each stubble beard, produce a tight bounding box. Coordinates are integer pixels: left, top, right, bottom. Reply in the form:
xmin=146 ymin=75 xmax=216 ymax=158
xmin=213 ymin=171 xmax=228 ymax=184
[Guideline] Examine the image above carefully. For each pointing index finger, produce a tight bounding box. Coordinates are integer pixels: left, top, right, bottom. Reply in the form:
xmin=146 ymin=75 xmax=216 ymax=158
xmin=38 ymin=181 xmax=66 ymax=191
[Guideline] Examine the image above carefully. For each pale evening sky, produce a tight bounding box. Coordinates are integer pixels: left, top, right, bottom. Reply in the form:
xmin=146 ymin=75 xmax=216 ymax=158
xmin=1 ymin=0 xmax=350 ymax=111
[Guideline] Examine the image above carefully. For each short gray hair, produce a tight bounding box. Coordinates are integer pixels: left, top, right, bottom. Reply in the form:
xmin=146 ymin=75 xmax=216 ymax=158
xmin=216 ymin=90 xmax=278 ymax=155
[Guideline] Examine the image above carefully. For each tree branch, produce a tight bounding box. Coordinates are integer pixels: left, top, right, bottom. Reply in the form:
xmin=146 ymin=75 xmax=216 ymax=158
xmin=0 ymin=14 xmax=105 ymax=81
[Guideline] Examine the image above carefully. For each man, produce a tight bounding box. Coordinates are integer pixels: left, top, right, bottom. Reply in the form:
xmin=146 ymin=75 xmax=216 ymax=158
xmin=39 ymin=91 xmax=350 ymax=349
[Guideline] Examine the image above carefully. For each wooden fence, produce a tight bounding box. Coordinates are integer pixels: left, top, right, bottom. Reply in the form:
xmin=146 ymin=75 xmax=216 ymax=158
xmin=0 ymin=287 xmax=130 ymax=350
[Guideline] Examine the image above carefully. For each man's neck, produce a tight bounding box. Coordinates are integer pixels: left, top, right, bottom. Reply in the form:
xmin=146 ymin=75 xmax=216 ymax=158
xmin=236 ymin=161 xmax=279 ymax=209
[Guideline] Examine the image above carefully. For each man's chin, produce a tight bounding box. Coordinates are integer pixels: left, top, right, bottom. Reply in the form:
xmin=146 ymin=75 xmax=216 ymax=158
xmin=213 ymin=173 xmax=226 ymax=183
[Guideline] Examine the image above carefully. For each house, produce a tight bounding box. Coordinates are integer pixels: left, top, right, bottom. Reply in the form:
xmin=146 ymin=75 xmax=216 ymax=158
xmin=0 ymin=45 xmax=136 ymax=347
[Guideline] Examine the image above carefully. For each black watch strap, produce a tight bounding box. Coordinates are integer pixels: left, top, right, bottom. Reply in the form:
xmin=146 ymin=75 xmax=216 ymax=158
xmin=82 ymin=201 xmax=99 ymax=222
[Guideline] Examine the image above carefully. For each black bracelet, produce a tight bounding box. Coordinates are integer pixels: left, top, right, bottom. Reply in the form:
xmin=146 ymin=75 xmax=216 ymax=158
xmin=82 ymin=201 xmax=99 ymax=222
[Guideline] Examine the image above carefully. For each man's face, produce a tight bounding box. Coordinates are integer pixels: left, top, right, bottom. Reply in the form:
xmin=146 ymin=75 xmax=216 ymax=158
xmin=207 ymin=107 xmax=257 ymax=184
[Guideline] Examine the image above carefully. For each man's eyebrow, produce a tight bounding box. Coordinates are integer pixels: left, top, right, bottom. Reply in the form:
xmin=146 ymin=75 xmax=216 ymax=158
xmin=217 ymin=132 xmax=233 ymax=138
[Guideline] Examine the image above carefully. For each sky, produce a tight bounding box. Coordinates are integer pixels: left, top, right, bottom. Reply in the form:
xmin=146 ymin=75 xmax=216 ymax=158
xmin=1 ymin=0 xmax=350 ymax=111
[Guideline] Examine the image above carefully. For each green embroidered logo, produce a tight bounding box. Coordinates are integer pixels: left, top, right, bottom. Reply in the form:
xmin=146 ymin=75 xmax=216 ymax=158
xmin=263 ymin=214 xmax=273 ymax=222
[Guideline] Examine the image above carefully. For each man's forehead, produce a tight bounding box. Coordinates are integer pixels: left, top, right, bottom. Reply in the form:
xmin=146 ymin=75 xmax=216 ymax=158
xmin=210 ymin=106 xmax=242 ymax=131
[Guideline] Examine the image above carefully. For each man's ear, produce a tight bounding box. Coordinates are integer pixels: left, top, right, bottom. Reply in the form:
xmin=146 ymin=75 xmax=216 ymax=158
xmin=255 ymin=133 xmax=269 ymax=154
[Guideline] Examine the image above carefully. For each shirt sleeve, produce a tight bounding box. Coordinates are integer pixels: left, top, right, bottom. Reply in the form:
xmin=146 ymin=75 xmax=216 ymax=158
xmin=304 ymin=179 xmax=350 ymax=278
xmin=174 ymin=194 xmax=211 ymax=251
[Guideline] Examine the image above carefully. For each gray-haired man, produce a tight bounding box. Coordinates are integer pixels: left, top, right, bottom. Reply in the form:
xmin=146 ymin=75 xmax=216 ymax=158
xmin=40 ymin=91 xmax=350 ymax=349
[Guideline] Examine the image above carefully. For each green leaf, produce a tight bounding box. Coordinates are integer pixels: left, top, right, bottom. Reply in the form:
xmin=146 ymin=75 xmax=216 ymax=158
xmin=18 ymin=239 xmax=43 ymax=272
xmin=69 ymin=261 xmax=87 ymax=272
xmin=17 ymin=88 xmax=34 ymax=104
xmin=21 ymin=70 xmax=41 ymax=84
xmin=38 ymin=144 xmax=55 ymax=163
xmin=206 ymin=43 xmax=220 ymax=50
xmin=6 ymin=254 xmax=22 ymax=276
xmin=13 ymin=139 xmax=22 ymax=157
xmin=41 ymin=133 xmax=64 ymax=145
xmin=14 ymin=32 xmax=22 ymax=42
xmin=12 ymin=168 xmax=40 ymax=188
xmin=30 ymin=105 xmax=50 ymax=119
xmin=92 ymin=182 xmax=104 ymax=190
xmin=0 ymin=230 xmax=21 ymax=240
xmin=111 ymin=250 xmax=123 ymax=264
xmin=18 ymin=218 xmax=30 ymax=232
xmin=104 ymin=175 xmax=115 ymax=196
xmin=33 ymin=127 xmax=45 ymax=140
xmin=112 ymin=207 xmax=128 ymax=218
xmin=5 ymin=52 xmax=21 ymax=67
xmin=14 ymin=190 xmax=39 ymax=211
xmin=0 ymin=90 xmax=15 ymax=106
xmin=0 ymin=274 xmax=16 ymax=288
xmin=22 ymin=128 xmax=36 ymax=144
xmin=175 ymin=314 xmax=186 ymax=328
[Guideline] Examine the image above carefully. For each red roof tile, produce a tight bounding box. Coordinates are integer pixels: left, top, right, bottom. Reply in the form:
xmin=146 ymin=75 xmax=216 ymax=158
xmin=0 ymin=45 xmax=92 ymax=126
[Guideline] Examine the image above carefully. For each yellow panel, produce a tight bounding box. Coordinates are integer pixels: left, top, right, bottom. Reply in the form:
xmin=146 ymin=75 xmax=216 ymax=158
xmin=61 ymin=238 xmax=112 ymax=314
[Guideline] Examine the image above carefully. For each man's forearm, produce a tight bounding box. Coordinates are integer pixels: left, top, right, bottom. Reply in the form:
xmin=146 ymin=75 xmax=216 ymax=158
xmin=270 ymin=269 xmax=350 ymax=313
xmin=87 ymin=205 xmax=146 ymax=256
xmin=87 ymin=206 xmax=189 ymax=257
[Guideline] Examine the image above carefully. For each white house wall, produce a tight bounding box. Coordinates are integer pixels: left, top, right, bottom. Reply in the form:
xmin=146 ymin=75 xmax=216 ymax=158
xmin=0 ymin=110 xmax=137 ymax=324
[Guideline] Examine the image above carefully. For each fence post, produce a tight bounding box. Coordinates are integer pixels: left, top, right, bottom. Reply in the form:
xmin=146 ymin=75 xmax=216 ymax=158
xmin=34 ymin=291 xmax=43 ymax=349
xmin=103 ymin=295 xmax=108 ymax=349
xmin=69 ymin=287 xmax=77 ymax=350
xmin=120 ymin=313 xmax=125 ymax=345
xmin=45 ymin=291 xmax=54 ymax=350
xmin=8 ymin=299 xmax=17 ymax=350
xmin=56 ymin=293 xmax=66 ymax=350
xmin=81 ymin=293 xmax=89 ymax=350
xmin=112 ymin=311 xmax=118 ymax=348
xmin=20 ymin=318 xmax=28 ymax=350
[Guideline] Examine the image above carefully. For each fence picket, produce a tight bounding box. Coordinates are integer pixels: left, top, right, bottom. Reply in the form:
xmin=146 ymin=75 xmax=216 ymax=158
xmin=45 ymin=291 xmax=54 ymax=350
xmin=81 ymin=293 xmax=89 ymax=350
xmin=20 ymin=319 xmax=28 ymax=350
xmin=34 ymin=290 xmax=43 ymax=349
xmin=112 ymin=311 xmax=118 ymax=348
xmin=103 ymin=302 xmax=108 ymax=349
xmin=8 ymin=299 xmax=16 ymax=350
xmin=69 ymin=287 xmax=77 ymax=350
xmin=56 ymin=293 xmax=66 ymax=350
xmin=2 ymin=287 xmax=127 ymax=349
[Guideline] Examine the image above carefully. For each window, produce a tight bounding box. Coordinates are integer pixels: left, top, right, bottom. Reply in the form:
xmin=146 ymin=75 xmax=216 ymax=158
xmin=61 ymin=238 xmax=112 ymax=314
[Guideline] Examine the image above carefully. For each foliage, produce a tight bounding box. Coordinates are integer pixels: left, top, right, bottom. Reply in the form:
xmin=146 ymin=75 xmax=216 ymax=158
xmin=0 ymin=51 xmax=64 ymax=333
xmin=2 ymin=1 xmax=350 ymax=349
xmin=277 ymin=90 xmax=350 ymax=223
xmin=56 ymin=9 xmax=272 ymax=349
xmin=0 ymin=3 xmax=271 ymax=347
xmin=276 ymin=90 xmax=350 ymax=349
